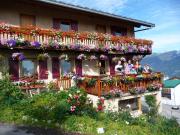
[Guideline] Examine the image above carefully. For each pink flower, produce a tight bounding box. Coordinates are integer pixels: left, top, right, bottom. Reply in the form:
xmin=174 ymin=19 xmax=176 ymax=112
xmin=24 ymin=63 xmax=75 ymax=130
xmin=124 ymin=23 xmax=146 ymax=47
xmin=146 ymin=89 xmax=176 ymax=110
xmin=70 ymin=106 xmax=76 ymax=112
xmin=74 ymin=95 xmax=79 ymax=99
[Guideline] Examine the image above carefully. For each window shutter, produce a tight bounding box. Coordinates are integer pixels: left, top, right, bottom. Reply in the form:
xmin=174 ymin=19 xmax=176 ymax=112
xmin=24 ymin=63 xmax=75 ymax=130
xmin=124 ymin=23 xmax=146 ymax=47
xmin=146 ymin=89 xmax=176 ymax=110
xmin=53 ymin=18 xmax=60 ymax=30
xmin=71 ymin=21 xmax=78 ymax=31
xmin=52 ymin=57 xmax=60 ymax=79
xmin=9 ymin=58 xmax=19 ymax=81
xmin=109 ymin=58 xmax=115 ymax=75
xmin=39 ymin=59 xmax=48 ymax=79
xmin=75 ymin=59 xmax=82 ymax=76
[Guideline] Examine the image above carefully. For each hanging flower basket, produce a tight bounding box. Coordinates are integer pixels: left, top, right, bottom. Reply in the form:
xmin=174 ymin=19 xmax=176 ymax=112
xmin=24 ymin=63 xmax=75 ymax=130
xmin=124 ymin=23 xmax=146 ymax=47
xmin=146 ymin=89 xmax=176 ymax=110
xmin=12 ymin=52 xmax=25 ymax=61
xmin=120 ymin=57 xmax=126 ymax=62
xmin=0 ymin=54 xmax=5 ymax=61
xmin=37 ymin=53 xmax=49 ymax=60
xmin=89 ymin=55 xmax=98 ymax=60
xmin=77 ymin=54 xmax=86 ymax=60
xmin=112 ymin=57 xmax=120 ymax=63
xmin=100 ymin=55 xmax=108 ymax=60
xmin=59 ymin=54 xmax=69 ymax=61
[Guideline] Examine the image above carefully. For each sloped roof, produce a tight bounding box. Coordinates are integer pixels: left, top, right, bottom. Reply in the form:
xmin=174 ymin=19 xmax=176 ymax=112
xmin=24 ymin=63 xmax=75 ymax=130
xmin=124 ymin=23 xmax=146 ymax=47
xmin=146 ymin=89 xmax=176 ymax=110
xmin=36 ymin=0 xmax=155 ymax=28
xmin=163 ymin=79 xmax=180 ymax=88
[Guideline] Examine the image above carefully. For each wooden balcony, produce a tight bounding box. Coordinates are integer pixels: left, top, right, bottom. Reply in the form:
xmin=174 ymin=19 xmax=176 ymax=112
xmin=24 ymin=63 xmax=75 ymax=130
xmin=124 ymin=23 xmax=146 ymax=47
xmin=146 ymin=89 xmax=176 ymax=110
xmin=57 ymin=72 xmax=163 ymax=97
xmin=0 ymin=24 xmax=152 ymax=54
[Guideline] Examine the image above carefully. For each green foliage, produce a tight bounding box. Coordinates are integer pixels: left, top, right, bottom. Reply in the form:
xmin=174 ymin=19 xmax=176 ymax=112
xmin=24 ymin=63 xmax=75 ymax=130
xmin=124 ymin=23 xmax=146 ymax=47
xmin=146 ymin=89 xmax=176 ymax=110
xmin=145 ymin=95 xmax=156 ymax=108
xmin=47 ymin=81 xmax=58 ymax=91
xmin=86 ymin=78 xmax=97 ymax=87
xmin=0 ymin=79 xmax=179 ymax=135
xmin=0 ymin=77 xmax=26 ymax=105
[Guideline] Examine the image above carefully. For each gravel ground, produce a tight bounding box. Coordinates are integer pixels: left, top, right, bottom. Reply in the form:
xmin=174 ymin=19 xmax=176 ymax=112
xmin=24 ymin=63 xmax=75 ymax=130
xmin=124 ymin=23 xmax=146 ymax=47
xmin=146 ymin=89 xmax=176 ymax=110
xmin=0 ymin=123 xmax=81 ymax=135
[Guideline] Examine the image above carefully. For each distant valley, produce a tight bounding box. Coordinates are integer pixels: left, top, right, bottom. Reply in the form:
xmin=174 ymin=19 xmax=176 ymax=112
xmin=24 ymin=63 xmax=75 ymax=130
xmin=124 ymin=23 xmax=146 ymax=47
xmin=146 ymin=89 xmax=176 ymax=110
xmin=141 ymin=50 xmax=180 ymax=78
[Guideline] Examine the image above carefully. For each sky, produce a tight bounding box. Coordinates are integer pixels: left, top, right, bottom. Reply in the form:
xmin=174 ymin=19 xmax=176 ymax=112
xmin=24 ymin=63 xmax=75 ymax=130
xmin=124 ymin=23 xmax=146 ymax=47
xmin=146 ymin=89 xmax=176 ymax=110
xmin=57 ymin=0 xmax=180 ymax=53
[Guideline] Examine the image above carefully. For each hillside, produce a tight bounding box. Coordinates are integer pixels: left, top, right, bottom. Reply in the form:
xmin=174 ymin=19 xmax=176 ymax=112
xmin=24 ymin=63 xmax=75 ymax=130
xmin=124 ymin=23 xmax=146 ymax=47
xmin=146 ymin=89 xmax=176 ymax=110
xmin=141 ymin=50 xmax=180 ymax=78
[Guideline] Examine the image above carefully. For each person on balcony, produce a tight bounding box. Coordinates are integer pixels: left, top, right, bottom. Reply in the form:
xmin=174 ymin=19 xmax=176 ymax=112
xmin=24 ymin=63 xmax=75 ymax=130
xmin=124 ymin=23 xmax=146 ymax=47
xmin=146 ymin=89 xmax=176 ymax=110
xmin=124 ymin=62 xmax=130 ymax=74
xmin=128 ymin=60 xmax=134 ymax=69
xmin=134 ymin=61 xmax=143 ymax=74
xmin=143 ymin=64 xmax=152 ymax=73
xmin=115 ymin=60 xmax=123 ymax=74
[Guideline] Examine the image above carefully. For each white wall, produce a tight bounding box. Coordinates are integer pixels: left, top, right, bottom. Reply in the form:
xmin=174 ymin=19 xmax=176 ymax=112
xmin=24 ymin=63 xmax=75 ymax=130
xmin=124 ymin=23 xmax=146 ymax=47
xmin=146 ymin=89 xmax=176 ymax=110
xmin=173 ymin=84 xmax=180 ymax=105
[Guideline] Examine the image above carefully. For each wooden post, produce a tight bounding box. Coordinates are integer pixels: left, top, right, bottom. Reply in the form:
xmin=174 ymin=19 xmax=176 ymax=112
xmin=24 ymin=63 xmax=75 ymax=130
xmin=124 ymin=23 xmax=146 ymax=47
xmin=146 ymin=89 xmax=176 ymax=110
xmin=138 ymin=97 xmax=142 ymax=112
xmin=97 ymin=77 xmax=101 ymax=97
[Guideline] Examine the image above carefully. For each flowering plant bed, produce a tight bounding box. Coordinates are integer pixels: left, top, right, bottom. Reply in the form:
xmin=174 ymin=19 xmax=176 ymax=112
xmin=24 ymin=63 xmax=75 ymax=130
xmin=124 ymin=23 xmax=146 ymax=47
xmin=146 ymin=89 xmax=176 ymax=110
xmin=0 ymin=23 xmax=152 ymax=54
xmin=147 ymin=83 xmax=162 ymax=92
xmin=102 ymin=88 xmax=122 ymax=99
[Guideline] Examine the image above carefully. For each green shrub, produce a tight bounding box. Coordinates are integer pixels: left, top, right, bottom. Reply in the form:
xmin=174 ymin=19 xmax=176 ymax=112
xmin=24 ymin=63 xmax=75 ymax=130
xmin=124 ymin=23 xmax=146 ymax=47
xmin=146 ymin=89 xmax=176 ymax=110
xmin=145 ymin=95 xmax=158 ymax=119
xmin=0 ymin=77 xmax=26 ymax=105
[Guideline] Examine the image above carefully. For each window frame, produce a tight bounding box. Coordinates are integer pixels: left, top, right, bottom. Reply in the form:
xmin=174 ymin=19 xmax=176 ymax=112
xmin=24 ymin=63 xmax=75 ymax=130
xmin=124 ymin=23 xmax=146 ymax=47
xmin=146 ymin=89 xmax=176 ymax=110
xmin=20 ymin=59 xmax=37 ymax=77
xmin=60 ymin=59 xmax=74 ymax=76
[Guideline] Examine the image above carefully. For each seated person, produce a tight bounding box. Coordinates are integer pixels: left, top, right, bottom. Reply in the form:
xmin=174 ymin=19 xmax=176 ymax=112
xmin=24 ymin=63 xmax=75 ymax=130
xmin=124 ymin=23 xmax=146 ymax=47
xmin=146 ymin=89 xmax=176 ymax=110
xmin=115 ymin=60 xmax=123 ymax=74
xmin=137 ymin=64 xmax=143 ymax=74
xmin=124 ymin=62 xmax=130 ymax=74
xmin=128 ymin=60 xmax=134 ymax=70
xmin=130 ymin=67 xmax=137 ymax=74
xmin=143 ymin=64 xmax=152 ymax=73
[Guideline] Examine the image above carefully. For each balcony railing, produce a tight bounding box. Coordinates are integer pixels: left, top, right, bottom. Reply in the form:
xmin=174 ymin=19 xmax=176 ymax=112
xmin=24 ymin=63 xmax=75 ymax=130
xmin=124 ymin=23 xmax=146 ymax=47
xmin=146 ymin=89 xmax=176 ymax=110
xmin=57 ymin=72 xmax=163 ymax=97
xmin=0 ymin=23 xmax=152 ymax=54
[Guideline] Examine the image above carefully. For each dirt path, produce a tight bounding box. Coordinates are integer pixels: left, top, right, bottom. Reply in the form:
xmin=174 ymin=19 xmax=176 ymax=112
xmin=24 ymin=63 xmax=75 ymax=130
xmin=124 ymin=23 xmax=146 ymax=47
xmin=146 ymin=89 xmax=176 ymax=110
xmin=0 ymin=123 xmax=81 ymax=135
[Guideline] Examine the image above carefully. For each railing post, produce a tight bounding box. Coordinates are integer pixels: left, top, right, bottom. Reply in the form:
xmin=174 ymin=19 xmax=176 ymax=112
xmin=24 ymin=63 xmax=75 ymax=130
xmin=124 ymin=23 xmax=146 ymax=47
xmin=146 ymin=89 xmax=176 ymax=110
xmin=97 ymin=77 xmax=101 ymax=97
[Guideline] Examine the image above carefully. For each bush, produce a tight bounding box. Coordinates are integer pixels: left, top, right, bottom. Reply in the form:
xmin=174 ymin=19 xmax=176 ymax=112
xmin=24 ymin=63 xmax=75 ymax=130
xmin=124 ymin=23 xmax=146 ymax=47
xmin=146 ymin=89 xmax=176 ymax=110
xmin=0 ymin=76 xmax=26 ymax=105
xmin=145 ymin=95 xmax=158 ymax=119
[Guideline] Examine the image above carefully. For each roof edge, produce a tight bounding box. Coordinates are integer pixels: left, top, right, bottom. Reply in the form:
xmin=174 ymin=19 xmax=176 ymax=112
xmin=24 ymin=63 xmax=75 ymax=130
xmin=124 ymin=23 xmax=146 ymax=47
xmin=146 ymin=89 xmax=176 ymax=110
xmin=36 ymin=0 xmax=155 ymax=27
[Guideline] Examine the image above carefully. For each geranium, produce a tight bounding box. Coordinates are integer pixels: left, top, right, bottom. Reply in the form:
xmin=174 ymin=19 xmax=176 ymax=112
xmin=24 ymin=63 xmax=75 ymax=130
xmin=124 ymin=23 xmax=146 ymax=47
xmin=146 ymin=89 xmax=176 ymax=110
xmin=100 ymin=54 xmax=108 ymax=60
xmin=0 ymin=23 xmax=154 ymax=54
xmin=97 ymin=97 xmax=105 ymax=112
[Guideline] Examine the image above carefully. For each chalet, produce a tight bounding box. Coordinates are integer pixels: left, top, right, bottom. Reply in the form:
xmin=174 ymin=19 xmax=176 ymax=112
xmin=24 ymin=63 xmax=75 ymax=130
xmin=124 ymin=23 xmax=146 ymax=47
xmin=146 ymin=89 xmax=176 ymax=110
xmin=162 ymin=79 xmax=180 ymax=106
xmin=0 ymin=0 xmax=162 ymax=113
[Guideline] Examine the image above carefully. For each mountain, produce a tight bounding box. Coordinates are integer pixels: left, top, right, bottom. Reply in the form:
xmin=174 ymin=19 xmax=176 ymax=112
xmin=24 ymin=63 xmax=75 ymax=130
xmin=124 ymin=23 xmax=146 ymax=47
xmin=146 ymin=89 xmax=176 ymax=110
xmin=141 ymin=50 xmax=180 ymax=78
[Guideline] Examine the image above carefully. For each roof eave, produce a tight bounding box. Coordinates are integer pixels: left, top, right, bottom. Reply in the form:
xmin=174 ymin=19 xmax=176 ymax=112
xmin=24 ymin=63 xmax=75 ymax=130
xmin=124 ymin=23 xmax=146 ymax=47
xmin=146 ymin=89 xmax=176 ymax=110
xmin=36 ymin=0 xmax=155 ymax=28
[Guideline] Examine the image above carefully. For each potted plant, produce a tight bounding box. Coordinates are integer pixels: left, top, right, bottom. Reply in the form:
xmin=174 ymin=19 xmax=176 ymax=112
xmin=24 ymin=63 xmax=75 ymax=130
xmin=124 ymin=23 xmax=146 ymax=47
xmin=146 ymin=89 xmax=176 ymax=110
xmin=86 ymin=78 xmax=97 ymax=88
xmin=12 ymin=52 xmax=26 ymax=61
xmin=37 ymin=53 xmax=49 ymax=60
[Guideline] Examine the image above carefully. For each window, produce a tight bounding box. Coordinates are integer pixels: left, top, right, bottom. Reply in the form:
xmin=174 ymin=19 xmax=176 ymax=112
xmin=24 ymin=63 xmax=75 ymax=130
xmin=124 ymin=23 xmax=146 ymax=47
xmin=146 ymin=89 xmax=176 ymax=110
xmin=53 ymin=19 xmax=78 ymax=31
xmin=60 ymin=60 xmax=73 ymax=75
xmin=21 ymin=60 xmax=36 ymax=77
xmin=111 ymin=26 xmax=127 ymax=36
xmin=162 ymin=88 xmax=171 ymax=99
xmin=60 ymin=22 xmax=70 ymax=31
xmin=20 ymin=14 xmax=35 ymax=27
xmin=96 ymin=25 xmax=106 ymax=33
xmin=118 ymin=98 xmax=138 ymax=111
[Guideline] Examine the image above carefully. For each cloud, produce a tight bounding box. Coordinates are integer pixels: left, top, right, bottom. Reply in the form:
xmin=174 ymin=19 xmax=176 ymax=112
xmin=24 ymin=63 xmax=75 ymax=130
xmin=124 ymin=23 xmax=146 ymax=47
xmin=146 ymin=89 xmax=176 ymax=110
xmin=143 ymin=33 xmax=180 ymax=52
xmin=57 ymin=0 xmax=127 ymax=13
